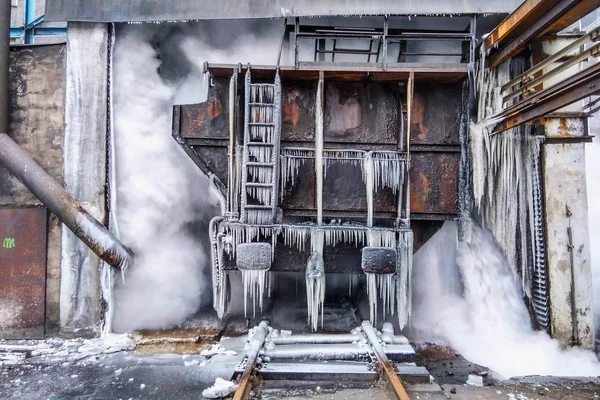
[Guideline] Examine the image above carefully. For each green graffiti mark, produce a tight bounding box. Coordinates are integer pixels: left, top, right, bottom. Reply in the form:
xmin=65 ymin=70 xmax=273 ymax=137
xmin=2 ymin=238 xmax=15 ymax=249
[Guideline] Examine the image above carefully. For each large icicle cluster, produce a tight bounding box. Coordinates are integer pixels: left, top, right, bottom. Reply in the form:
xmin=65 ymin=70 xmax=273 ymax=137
xmin=307 ymin=229 xmax=326 ymax=331
xmin=241 ymin=269 xmax=271 ymax=318
xmin=280 ymin=148 xmax=314 ymax=191
xmin=472 ymin=58 xmax=545 ymax=299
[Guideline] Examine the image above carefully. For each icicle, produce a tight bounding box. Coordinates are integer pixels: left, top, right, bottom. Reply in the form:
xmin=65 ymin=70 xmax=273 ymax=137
xmin=246 ymin=209 xmax=271 ymax=225
xmin=306 ymin=251 xmax=326 ymax=331
xmin=241 ymin=269 xmax=269 ymax=318
xmin=283 ymin=225 xmax=311 ymax=253
xmin=366 ymin=273 xmax=396 ymax=325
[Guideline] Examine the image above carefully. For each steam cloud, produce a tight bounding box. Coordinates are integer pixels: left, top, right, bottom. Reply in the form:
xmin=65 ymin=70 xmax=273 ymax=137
xmin=110 ymin=22 xmax=283 ymax=332
xmin=412 ymin=221 xmax=600 ymax=378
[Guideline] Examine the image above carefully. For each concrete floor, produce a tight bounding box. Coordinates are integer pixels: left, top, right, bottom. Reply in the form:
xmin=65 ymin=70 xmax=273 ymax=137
xmin=2 ymin=339 xmax=600 ymax=400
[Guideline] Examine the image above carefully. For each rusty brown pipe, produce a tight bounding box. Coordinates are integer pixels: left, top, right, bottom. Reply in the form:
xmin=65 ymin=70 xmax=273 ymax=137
xmin=0 ymin=132 xmax=133 ymax=269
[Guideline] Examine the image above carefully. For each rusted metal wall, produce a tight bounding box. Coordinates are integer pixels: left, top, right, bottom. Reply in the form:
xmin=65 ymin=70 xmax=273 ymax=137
xmin=0 ymin=44 xmax=66 ymax=336
xmin=178 ymin=76 xmax=461 ymax=221
xmin=0 ymin=207 xmax=48 ymax=338
xmin=176 ymin=74 xmax=462 ymax=265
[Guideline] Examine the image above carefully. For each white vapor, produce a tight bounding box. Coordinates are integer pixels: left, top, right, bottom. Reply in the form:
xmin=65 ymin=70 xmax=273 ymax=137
xmin=412 ymin=222 xmax=600 ymax=379
xmin=110 ymin=21 xmax=284 ymax=332
xmin=111 ymin=27 xmax=219 ymax=332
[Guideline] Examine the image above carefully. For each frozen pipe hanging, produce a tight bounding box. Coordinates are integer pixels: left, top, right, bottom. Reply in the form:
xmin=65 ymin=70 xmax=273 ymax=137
xmin=315 ymin=71 xmax=324 ymax=226
xmin=0 ymin=133 xmax=134 ymax=270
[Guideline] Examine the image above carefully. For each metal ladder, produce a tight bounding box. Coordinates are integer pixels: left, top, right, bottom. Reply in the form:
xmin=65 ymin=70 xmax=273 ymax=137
xmin=240 ymin=69 xmax=282 ymax=225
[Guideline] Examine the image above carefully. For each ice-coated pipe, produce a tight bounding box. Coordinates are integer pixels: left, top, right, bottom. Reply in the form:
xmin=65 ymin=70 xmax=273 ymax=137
xmin=0 ymin=133 xmax=134 ymax=270
xmin=265 ymin=343 xmax=369 ymax=361
xmin=271 ymin=334 xmax=360 ymax=345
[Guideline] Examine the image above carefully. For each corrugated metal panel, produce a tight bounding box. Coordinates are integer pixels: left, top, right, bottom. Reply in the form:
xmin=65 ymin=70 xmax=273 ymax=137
xmin=0 ymin=206 xmax=47 ymax=339
xmin=45 ymin=0 xmax=522 ymax=23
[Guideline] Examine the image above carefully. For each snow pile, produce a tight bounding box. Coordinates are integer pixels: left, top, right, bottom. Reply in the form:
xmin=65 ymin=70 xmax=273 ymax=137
xmin=0 ymin=334 xmax=134 ymax=365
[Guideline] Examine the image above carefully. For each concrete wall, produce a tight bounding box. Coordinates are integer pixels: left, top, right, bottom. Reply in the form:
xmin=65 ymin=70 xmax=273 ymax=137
xmin=0 ymin=43 xmax=66 ymax=335
xmin=540 ymin=37 xmax=594 ymax=349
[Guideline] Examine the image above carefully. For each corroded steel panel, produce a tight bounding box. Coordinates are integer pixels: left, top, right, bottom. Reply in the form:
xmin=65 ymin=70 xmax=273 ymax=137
xmin=410 ymin=153 xmax=459 ymax=215
xmin=410 ymin=83 xmax=462 ymax=145
xmin=324 ymin=82 xmax=398 ymax=145
xmin=180 ymin=79 xmax=229 ymax=140
xmin=181 ymin=75 xmax=462 ymax=218
xmin=0 ymin=206 xmax=47 ymax=339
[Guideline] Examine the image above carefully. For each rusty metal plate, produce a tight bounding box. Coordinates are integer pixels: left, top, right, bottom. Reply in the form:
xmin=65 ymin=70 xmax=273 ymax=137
xmin=0 ymin=206 xmax=47 ymax=339
xmin=324 ymin=81 xmax=398 ymax=144
xmin=282 ymin=81 xmax=317 ymax=142
xmin=410 ymin=153 xmax=459 ymax=215
xmin=180 ymin=79 xmax=229 ymax=139
xmin=410 ymin=82 xmax=462 ymax=145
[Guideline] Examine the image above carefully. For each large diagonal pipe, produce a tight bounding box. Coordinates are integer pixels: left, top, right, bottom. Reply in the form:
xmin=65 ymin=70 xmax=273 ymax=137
xmin=0 ymin=3 xmax=133 ymax=269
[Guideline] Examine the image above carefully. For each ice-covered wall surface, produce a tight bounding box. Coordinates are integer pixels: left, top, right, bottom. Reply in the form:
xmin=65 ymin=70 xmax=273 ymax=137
xmin=60 ymin=23 xmax=109 ymax=334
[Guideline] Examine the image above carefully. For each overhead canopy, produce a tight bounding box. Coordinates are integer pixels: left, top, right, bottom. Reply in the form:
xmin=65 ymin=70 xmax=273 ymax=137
xmin=45 ymin=0 xmax=523 ymax=23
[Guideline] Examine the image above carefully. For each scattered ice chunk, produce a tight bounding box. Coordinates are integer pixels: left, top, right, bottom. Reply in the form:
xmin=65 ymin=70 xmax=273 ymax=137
xmin=466 ymin=374 xmax=483 ymax=386
xmin=202 ymin=378 xmax=238 ymax=399
xmin=200 ymin=344 xmax=237 ymax=358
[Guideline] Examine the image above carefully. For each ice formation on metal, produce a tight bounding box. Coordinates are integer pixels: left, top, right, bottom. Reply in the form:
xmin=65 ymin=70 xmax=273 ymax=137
xmin=283 ymin=225 xmax=310 ymax=252
xmin=306 ymin=250 xmax=326 ymax=331
xmin=472 ymin=58 xmax=547 ymax=327
xmin=242 ymin=269 xmax=271 ymax=318
xmin=324 ymin=227 xmax=367 ymax=248
xmin=396 ymin=230 xmax=413 ymax=330
xmin=366 ymin=273 xmax=395 ymax=324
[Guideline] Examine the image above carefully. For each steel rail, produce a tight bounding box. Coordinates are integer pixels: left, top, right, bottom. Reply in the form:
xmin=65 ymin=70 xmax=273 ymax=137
xmin=362 ymin=321 xmax=411 ymax=400
xmin=233 ymin=321 xmax=270 ymax=400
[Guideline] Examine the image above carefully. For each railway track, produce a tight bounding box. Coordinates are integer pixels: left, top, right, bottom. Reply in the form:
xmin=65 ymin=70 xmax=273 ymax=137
xmin=232 ymin=321 xmax=428 ymax=400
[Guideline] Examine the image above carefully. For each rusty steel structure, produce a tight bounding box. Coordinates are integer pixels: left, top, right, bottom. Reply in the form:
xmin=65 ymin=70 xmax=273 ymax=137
xmin=172 ymin=16 xmax=476 ymax=330
xmin=483 ymin=0 xmax=600 ymax=135
xmin=0 ymin=207 xmax=47 ymax=339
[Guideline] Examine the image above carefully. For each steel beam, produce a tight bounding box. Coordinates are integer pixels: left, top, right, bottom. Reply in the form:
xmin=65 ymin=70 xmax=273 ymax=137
xmin=486 ymin=0 xmax=600 ymax=67
xmin=492 ymin=62 xmax=600 ymax=133
xmin=45 ymin=0 xmax=522 ymax=23
xmin=484 ymin=0 xmax=560 ymax=52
